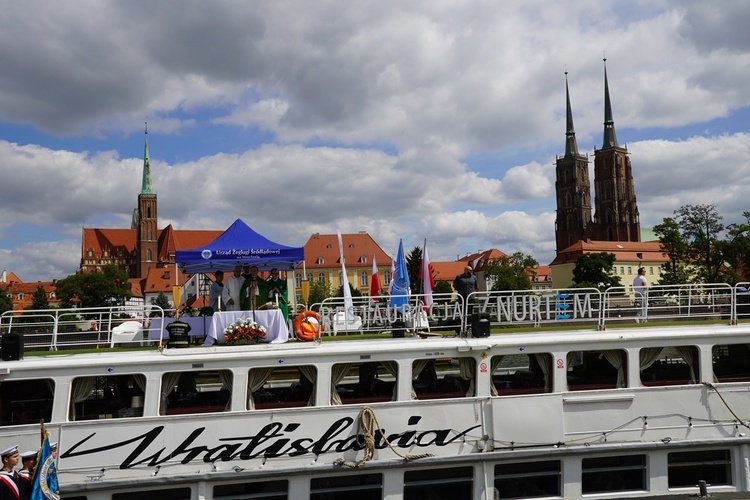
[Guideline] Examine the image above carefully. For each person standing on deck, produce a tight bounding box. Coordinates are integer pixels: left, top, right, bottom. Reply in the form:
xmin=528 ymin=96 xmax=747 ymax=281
xmin=453 ymin=266 xmax=478 ymax=323
xmin=16 ymin=451 xmax=36 ymax=500
xmin=633 ymin=267 xmax=649 ymax=322
xmin=241 ymin=266 xmax=268 ymax=311
xmin=266 ymin=268 xmax=289 ymax=322
xmin=208 ymin=270 xmax=225 ymax=312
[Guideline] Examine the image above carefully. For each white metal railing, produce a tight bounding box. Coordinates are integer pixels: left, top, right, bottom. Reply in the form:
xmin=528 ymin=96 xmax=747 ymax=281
xmin=0 ymin=305 xmax=164 ymax=351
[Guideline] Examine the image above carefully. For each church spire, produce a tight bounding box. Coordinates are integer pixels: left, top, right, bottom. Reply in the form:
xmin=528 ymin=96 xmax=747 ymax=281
xmin=564 ymin=72 xmax=579 ymax=156
xmin=141 ymin=122 xmax=154 ymax=195
xmin=601 ymin=59 xmax=619 ymax=150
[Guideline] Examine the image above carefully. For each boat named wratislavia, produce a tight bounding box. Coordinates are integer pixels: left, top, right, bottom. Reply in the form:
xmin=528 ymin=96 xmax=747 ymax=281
xmin=2 ymin=282 xmax=750 ymax=499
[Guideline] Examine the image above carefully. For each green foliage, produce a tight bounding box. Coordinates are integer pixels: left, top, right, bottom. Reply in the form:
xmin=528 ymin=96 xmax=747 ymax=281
xmin=0 ymin=288 xmax=12 ymax=315
xmin=433 ymin=280 xmax=453 ymax=294
xmin=484 ymin=252 xmax=538 ymax=291
xmin=55 ymin=264 xmax=132 ymax=309
xmin=307 ymin=279 xmax=333 ymax=307
xmin=674 ymin=204 xmax=725 ymax=283
xmin=406 ymin=246 xmax=422 ymax=293
xmin=29 ymin=285 xmax=50 ymax=310
xmin=153 ymin=292 xmax=173 ymax=316
xmin=653 ymin=217 xmax=693 ymax=285
xmin=572 ymin=252 xmax=622 ymax=291
xmin=335 ymin=283 xmax=363 ymax=297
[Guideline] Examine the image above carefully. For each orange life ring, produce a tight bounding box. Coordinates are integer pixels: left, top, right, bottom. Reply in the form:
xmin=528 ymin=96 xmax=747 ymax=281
xmin=294 ymin=311 xmax=324 ymax=341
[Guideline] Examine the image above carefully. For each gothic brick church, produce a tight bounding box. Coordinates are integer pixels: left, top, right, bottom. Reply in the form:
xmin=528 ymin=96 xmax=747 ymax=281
xmin=551 ymin=61 xmax=667 ymax=286
xmin=78 ymin=128 xmax=223 ymax=284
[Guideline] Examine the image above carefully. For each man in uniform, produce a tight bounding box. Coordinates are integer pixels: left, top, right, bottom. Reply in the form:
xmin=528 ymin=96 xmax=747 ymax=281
xmin=0 ymin=445 xmax=20 ymax=500
xmin=17 ymin=450 xmax=36 ymax=500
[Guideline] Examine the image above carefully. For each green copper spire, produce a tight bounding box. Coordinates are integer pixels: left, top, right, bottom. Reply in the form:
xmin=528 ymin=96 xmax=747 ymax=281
xmin=602 ymin=59 xmax=619 ymax=150
xmin=141 ymin=122 xmax=154 ymax=195
xmin=564 ymin=72 xmax=579 ymax=157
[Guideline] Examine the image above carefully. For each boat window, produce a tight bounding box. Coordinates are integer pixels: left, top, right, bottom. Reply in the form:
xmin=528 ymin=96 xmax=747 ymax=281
xmin=214 ymin=479 xmax=288 ymax=499
xmin=69 ymin=374 xmax=145 ymax=421
xmin=712 ymin=343 xmax=750 ymax=382
xmin=248 ymin=365 xmax=316 ymax=410
xmin=581 ymin=455 xmax=646 ymax=494
xmin=566 ymin=349 xmax=627 ymax=390
xmin=161 ymin=370 xmax=231 ymax=416
xmin=668 ymin=449 xmax=732 ymax=488
xmin=331 ymin=361 xmax=397 ymax=405
xmin=404 ymin=466 xmax=473 ymax=499
xmin=412 ymin=357 xmax=475 ymax=399
xmin=491 ymin=353 xmax=552 ymax=396
xmin=640 ymin=346 xmax=699 ymax=386
xmin=310 ymin=473 xmax=381 ymax=499
xmin=111 ymin=487 xmax=192 ymax=500
xmin=0 ymin=379 xmax=54 ymax=426
xmin=493 ymin=460 xmax=561 ymax=498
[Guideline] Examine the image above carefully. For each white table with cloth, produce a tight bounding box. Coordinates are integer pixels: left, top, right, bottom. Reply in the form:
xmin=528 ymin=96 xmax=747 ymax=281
xmin=150 ymin=310 xmax=289 ymax=344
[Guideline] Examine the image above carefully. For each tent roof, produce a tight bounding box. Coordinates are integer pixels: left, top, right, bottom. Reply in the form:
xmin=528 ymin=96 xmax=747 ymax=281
xmin=175 ymin=219 xmax=304 ymax=274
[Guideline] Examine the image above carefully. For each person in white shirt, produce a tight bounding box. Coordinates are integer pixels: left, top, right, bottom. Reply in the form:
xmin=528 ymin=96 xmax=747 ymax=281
xmin=222 ymin=266 xmax=244 ymax=312
xmin=633 ymin=267 xmax=648 ymax=321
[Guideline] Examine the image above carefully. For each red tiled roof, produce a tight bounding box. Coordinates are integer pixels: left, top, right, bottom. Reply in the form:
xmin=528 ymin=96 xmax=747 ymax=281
xmin=301 ymin=233 xmax=391 ymax=269
xmin=550 ymin=239 xmax=667 ymax=266
xmin=431 ymin=261 xmax=467 ymax=282
xmin=0 ymin=281 xmax=60 ymax=311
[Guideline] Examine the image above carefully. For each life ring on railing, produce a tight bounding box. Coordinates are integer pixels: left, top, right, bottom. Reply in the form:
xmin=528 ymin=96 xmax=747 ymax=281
xmin=294 ymin=311 xmax=324 ymax=341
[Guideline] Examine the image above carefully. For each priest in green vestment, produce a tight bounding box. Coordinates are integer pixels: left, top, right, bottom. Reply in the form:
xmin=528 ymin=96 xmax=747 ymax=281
xmin=240 ymin=266 xmax=268 ymax=311
xmin=266 ymin=268 xmax=289 ymax=322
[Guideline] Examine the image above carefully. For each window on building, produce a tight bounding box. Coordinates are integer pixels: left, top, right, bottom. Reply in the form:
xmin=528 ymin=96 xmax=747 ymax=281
xmin=49 ymin=292 xmax=55 ymax=299
xmin=640 ymin=346 xmax=698 ymax=386
xmin=649 ymin=267 xmax=654 ymax=274
xmin=17 ymin=294 xmax=23 ymax=300
xmin=494 ymin=461 xmax=561 ymax=498
xmin=332 ymin=361 xmax=397 ymax=404
xmin=404 ymin=467 xmax=473 ymax=499
xmin=160 ymin=370 xmax=231 ymax=416
xmin=307 ymin=273 xmax=313 ymax=282
xmin=69 ymin=374 xmax=145 ymax=421
xmin=311 ymin=474 xmax=382 ymax=500
xmin=318 ymin=273 xmax=325 ymax=283
xmin=317 ymin=257 xmax=324 ymax=264
xmin=248 ymin=365 xmax=316 ymax=410
xmin=360 ymin=255 xmax=367 ymax=263
xmin=492 ymin=353 xmax=552 ymax=396
xmin=0 ymin=379 xmax=54 ymax=426
xmin=338 ymin=271 xmax=343 ymax=287
xmin=620 ymin=266 xmax=624 ymax=274
xmin=360 ymin=271 xmax=368 ymax=287
xmin=384 ymin=270 xmax=391 ymax=285
xmin=295 ymin=274 xmax=302 ymax=287
xmin=214 ymin=480 xmax=288 ymax=500
xmin=582 ymin=455 xmax=646 ymax=494
xmin=567 ymin=349 xmax=627 ymax=390
xmin=413 ymin=357 xmax=475 ymax=399
xmin=627 ymin=266 xmax=632 ymax=274
xmin=147 ymin=250 xmax=152 ymax=262
xmin=668 ymin=450 xmax=732 ymax=488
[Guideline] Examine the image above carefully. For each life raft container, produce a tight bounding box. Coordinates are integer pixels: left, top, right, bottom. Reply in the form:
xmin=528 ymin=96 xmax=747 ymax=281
xmin=294 ymin=311 xmax=324 ymax=341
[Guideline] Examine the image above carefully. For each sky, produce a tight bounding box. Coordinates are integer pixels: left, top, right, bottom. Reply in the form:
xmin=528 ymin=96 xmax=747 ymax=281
xmin=1 ymin=0 xmax=750 ymax=282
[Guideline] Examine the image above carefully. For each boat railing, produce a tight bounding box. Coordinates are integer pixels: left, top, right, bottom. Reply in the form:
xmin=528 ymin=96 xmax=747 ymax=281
xmin=0 ymin=304 xmax=164 ymax=351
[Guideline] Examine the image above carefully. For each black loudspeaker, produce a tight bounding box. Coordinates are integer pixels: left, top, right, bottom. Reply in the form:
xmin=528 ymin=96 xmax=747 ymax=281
xmin=1 ymin=333 xmax=24 ymax=361
xmin=391 ymin=320 xmax=406 ymax=338
xmin=165 ymin=321 xmax=191 ymax=348
xmin=471 ymin=313 xmax=491 ymax=338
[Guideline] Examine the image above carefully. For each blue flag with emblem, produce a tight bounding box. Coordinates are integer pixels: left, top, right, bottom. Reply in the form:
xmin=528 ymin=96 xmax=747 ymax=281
xmin=31 ymin=432 xmax=58 ymax=500
xmin=388 ymin=239 xmax=411 ymax=312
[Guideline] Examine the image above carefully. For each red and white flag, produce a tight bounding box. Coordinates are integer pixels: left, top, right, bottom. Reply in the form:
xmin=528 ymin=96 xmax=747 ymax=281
xmin=370 ymin=255 xmax=382 ymax=302
xmin=419 ymin=240 xmax=435 ymax=308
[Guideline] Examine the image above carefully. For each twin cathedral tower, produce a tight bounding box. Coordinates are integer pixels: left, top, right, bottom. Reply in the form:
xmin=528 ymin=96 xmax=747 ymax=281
xmin=554 ymin=60 xmax=641 ymax=255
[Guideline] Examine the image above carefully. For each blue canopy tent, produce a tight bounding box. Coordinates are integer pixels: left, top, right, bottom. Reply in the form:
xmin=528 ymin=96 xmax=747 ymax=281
xmin=175 ymin=219 xmax=304 ymax=274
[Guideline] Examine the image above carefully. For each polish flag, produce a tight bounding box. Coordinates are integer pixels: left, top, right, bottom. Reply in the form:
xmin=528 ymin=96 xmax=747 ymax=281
xmin=370 ymin=255 xmax=382 ymax=303
xmin=419 ymin=242 xmax=435 ymax=308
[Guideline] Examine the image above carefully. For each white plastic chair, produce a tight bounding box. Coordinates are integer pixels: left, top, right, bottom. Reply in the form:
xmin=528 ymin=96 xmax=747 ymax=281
xmin=332 ymin=311 xmax=363 ymax=335
xmin=111 ymin=321 xmax=145 ymax=347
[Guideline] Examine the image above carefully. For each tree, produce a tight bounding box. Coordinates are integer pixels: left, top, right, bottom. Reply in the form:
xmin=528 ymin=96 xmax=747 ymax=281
xmin=335 ymin=283 xmax=363 ymax=297
xmin=572 ymin=252 xmax=622 ymax=291
xmin=0 ymin=288 xmax=13 ymax=316
xmin=433 ymin=280 xmax=453 ymax=295
xmin=153 ymin=292 xmax=173 ymax=316
xmin=406 ymin=246 xmax=422 ymax=293
xmin=29 ymin=285 xmax=50 ymax=310
xmin=674 ymin=204 xmax=725 ymax=283
xmin=484 ymin=252 xmax=538 ymax=291
xmin=307 ymin=279 xmax=333 ymax=308
xmin=55 ymin=264 xmax=132 ymax=309
xmin=653 ymin=217 xmax=693 ymax=285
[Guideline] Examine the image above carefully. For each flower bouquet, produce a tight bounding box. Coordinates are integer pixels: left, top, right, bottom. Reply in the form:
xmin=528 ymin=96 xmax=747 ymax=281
xmin=223 ymin=318 xmax=267 ymax=345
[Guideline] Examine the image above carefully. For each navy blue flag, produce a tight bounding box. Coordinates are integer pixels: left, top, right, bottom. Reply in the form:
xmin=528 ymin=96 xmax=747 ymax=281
xmin=31 ymin=432 xmax=58 ymax=500
xmin=389 ymin=239 xmax=411 ymax=312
